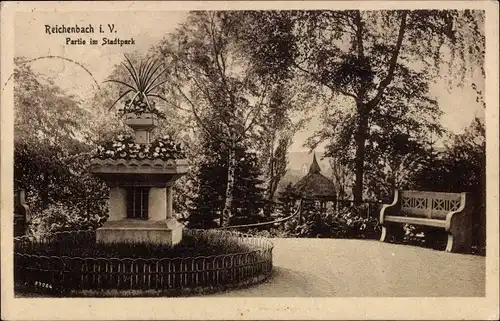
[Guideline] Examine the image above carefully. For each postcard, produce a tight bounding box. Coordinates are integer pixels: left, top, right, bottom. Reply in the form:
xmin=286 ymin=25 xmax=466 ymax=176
xmin=1 ymin=1 xmax=498 ymax=320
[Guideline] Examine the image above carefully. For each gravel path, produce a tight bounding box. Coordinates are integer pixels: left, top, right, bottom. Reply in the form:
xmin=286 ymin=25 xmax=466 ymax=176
xmin=212 ymin=238 xmax=485 ymax=297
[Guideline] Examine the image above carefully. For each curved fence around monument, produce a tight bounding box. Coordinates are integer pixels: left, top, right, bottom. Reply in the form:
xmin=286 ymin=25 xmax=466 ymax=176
xmin=14 ymin=229 xmax=273 ymax=296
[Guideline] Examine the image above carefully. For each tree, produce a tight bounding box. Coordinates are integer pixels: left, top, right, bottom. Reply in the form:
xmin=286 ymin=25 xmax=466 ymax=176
xmin=277 ymin=182 xmax=298 ymax=217
xmin=411 ymin=117 xmax=485 ymax=202
xmin=188 ymin=161 xmax=223 ymax=229
xmin=235 ymin=10 xmax=485 ymax=203
xmin=14 ymin=57 xmax=109 ymax=233
xmin=254 ymin=83 xmax=312 ymax=216
xmin=363 ymin=132 xmax=428 ymax=201
xmin=14 ymin=58 xmax=99 ymax=202
xmin=188 ymin=137 xmax=266 ymax=228
xmin=410 ymin=117 xmax=485 ymax=249
xmin=329 ymin=156 xmax=351 ymax=200
xmin=14 ymin=58 xmax=93 ymax=148
xmin=156 ymin=12 xmax=281 ymax=225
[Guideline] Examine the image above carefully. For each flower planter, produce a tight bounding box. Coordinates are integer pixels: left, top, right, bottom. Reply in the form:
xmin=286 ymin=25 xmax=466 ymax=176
xmin=94 ymin=135 xmax=186 ymax=160
xmin=124 ymin=112 xmax=158 ymax=131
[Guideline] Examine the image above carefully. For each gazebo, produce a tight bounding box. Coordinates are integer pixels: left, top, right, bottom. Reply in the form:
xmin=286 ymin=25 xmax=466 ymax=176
xmin=293 ymin=153 xmax=337 ymax=222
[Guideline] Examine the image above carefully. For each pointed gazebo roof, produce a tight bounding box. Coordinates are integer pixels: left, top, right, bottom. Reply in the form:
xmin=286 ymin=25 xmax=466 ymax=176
xmin=293 ymin=153 xmax=337 ymax=201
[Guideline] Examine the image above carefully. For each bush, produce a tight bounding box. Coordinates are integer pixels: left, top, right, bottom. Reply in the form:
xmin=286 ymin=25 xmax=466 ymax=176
xmin=16 ymin=230 xmax=252 ymax=259
xmin=275 ymin=207 xmax=381 ymax=239
xmin=28 ymin=201 xmax=108 ymax=236
xmin=236 ymin=227 xmax=288 ymax=238
xmin=333 ymin=208 xmax=381 ymax=239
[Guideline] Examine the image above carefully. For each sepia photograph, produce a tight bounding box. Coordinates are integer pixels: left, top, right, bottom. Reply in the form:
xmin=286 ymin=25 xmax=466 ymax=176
xmin=1 ymin=1 xmax=498 ymax=320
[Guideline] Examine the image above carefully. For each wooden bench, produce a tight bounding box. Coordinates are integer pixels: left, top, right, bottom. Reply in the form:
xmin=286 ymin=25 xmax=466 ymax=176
xmin=379 ymin=190 xmax=473 ymax=253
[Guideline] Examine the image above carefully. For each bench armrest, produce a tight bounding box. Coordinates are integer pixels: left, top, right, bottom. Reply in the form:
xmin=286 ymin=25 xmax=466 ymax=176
xmin=445 ymin=193 xmax=467 ymax=232
xmin=380 ymin=190 xmax=400 ymax=224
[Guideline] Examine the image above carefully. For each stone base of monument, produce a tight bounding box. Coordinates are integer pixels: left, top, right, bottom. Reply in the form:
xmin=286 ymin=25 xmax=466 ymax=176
xmin=96 ymin=219 xmax=183 ymax=245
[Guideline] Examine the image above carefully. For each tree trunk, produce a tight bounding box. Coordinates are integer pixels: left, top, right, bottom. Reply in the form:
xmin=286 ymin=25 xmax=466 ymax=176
xmin=264 ymin=178 xmax=279 ymax=217
xmin=263 ymin=137 xmax=275 ymax=217
xmin=40 ymin=174 xmax=51 ymax=210
xmin=353 ymin=106 xmax=369 ymax=205
xmin=221 ymin=147 xmax=236 ymax=227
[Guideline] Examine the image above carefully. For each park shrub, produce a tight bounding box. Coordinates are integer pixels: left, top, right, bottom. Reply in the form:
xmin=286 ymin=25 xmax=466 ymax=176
xmin=260 ymin=206 xmax=382 ymax=239
xmin=28 ymin=201 xmax=107 ymax=236
xmin=236 ymin=228 xmax=288 ymax=238
xmin=334 ymin=207 xmax=381 ymax=240
xmin=18 ymin=229 xmax=251 ymax=259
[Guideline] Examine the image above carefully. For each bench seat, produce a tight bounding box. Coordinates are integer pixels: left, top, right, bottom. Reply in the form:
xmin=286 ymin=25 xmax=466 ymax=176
xmin=379 ymin=190 xmax=473 ymax=253
xmin=384 ymin=215 xmax=447 ymax=228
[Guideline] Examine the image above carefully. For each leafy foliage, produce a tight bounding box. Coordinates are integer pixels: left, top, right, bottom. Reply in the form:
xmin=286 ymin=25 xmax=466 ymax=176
xmin=27 ymin=201 xmax=107 ymax=235
xmin=253 ymin=82 xmax=314 ymax=215
xmin=104 ymin=54 xmax=169 ymax=118
xmin=14 ymin=59 xmax=109 ymax=235
xmin=411 ymin=117 xmax=485 ymax=203
xmin=158 ymin=12 xmax=270 ymax=147
xmin=187 ymin=138 xmax=267 ymax=228
xmin=329 ymin=156 xmax=352 ymax=199
xmin=276 ymin=183 xmax=298 ymax=217
xmin=235 ymin=10 xmax=484 ymax=202
xmin=16 ymin=231 xmax=251 ymax=259
xmin=281 ymin=207 xmax=381 ymax=239
xmin=363 ymin=132 xmax=430 ymax=201
xmin=13 ymin=11 xmax=485 ymax=250
xmin=156 ymin=11 xmax=311 ymax=224
xmin=410 ymin=117 xmax=486 ymax=249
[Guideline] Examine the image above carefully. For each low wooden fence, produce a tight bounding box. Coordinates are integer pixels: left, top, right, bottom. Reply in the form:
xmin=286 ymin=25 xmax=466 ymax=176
xmin=14 ymin=229 xmax=273 ymax=295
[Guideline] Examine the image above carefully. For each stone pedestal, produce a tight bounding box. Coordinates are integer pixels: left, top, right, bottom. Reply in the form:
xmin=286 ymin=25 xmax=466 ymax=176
xmin=96 ymin=184 xmax=183 ymax=245
xmin=96 ymin=219 xmax=183 ymax=245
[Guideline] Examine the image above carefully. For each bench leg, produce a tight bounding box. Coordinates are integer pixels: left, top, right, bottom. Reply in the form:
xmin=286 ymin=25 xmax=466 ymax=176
xmin=446 ymin=213 xmax=473 ymax=253
xmin=445 ymin=234 xmax=455 ymax=252
xmin=380 ymin=226 xmax=388 ymax=242
xmin=446 ymin=233 xmax=467 ymax=253
xmin=445 ymin=231 xmax=472 ymax=253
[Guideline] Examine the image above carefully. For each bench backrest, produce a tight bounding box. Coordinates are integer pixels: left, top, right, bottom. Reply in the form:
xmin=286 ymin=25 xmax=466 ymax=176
xmin=399 ymin=190 xmax=464 ymax=220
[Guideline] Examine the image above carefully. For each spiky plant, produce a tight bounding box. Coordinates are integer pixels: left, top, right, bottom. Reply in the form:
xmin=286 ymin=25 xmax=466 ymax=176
xmin=104 ymin=54 xmax=168 ymax=117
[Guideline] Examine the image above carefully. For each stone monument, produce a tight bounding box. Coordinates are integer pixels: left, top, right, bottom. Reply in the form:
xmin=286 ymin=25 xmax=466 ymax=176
xmin=90 ymin=112 xmax=188 ymax=245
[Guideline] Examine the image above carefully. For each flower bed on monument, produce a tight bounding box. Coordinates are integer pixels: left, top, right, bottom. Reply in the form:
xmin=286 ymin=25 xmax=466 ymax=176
xmin=95 ymin=134 xmax=186 ymax=160
xmin=14 ymin=229 xmax=274 ymax=297
xmin=117 ymin=99 xmax=167 ymax=119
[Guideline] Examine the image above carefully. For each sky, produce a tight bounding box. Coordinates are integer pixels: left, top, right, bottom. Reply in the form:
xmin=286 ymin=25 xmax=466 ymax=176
xmin=14 ymin=11 xmax=485 ymax=152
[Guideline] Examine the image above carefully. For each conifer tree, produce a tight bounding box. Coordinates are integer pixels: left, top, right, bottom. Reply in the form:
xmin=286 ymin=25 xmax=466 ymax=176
xmin=188 ymin=139 xmax=266 ymax=228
